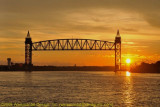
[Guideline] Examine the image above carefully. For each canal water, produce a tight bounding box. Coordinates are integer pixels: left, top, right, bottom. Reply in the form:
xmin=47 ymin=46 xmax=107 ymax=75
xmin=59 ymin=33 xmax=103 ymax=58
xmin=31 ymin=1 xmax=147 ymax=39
xmin=0 ymin=71 xmax=160 ymax=106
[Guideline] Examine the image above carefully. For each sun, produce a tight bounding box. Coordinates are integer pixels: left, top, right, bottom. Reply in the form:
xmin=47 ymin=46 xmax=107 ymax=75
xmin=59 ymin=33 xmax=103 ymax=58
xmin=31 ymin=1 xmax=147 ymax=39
xmin=126 ymin=58 xmax=131 ymax=64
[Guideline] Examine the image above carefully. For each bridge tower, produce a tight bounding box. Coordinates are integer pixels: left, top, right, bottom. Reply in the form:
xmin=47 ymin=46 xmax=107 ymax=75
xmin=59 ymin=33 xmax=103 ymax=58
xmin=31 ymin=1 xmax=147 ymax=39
xmin=115 ymin=30 xmax=121 ymax=72
xmin=25 ymin=31 xmax=32 ymax=66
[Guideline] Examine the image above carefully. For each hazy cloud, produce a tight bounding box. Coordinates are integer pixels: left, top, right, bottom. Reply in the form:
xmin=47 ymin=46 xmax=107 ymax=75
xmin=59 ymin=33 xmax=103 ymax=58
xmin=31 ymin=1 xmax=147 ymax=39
xmin=1 ymin=0 xmax=160 ymax=28
xmin=0 ymin=0 xmax=160 ymax=65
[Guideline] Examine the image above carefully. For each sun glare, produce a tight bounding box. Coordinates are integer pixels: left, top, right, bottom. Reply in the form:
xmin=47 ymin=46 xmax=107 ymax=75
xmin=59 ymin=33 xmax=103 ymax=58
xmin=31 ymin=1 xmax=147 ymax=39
xmin=126 ymin=58 xmax=131 ymax=64
xmin=126 ymin=71 xmax=131 ymax=76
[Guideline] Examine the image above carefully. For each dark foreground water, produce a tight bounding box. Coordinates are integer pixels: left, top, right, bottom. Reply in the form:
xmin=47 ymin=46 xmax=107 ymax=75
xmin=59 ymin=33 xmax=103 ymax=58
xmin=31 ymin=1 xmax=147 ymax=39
xmin=0 ymin=71 xmax=160 ymax=106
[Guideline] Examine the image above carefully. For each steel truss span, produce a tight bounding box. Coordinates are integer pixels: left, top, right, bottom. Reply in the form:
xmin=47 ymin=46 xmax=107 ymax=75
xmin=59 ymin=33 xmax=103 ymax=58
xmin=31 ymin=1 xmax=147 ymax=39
xmin=32 ymin=39 xmax=115 ymax=51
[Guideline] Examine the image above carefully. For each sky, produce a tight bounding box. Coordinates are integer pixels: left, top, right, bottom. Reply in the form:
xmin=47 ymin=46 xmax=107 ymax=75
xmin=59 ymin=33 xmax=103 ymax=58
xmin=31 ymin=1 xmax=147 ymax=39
xmin=0 ymin=0 xmax=160 ymax=66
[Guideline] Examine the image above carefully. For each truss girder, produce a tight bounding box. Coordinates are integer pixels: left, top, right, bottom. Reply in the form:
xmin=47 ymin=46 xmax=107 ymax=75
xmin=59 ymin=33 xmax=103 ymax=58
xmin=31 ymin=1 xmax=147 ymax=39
xmin=32 ymin=39 xmax=115 ymax=51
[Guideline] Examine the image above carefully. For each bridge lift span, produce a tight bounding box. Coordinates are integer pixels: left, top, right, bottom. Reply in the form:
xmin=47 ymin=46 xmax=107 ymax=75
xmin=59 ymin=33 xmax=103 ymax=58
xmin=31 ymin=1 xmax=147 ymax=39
xmin=25 ymin=31 xmax=121 ymax=72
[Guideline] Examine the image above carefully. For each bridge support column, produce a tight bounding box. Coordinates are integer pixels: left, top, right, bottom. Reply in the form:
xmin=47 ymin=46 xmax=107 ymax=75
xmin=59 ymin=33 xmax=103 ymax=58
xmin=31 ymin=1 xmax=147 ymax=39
xmin=115 ymin=30 xmax=121 ymax=72
xmin=25 ymin=31 xmax=32 ymax=70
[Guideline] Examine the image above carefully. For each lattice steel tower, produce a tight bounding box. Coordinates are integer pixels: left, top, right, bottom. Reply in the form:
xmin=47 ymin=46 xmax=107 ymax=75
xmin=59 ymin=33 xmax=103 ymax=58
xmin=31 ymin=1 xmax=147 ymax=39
xmin=115 ymin=30 xmax=121 ymax=72
xmin=25 ymin=31 xmax=32 ymax=66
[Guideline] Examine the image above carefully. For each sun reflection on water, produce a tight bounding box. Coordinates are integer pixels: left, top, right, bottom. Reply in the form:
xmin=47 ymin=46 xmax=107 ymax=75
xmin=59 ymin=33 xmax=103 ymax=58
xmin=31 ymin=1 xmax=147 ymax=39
xmin=124 ymin=71 xmax=133 ymax=106
xmin=126 ymin=71 xmax=131 ymax=76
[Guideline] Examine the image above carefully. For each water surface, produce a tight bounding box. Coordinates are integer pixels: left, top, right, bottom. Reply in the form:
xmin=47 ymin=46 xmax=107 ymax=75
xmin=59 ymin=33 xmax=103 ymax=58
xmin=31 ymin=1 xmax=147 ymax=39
xmin=0 ymin=71 xmax=160 ymax=106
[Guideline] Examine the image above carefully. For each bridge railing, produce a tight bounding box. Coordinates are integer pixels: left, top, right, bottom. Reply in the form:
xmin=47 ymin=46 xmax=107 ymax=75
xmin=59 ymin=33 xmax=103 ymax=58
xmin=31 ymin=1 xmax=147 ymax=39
xmin=32 ymin=39 xmax=115 ymax=51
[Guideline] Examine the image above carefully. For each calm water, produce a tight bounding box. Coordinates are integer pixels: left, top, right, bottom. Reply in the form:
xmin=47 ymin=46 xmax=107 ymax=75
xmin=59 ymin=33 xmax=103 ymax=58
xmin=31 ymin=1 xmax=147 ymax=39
xmin=0 ymin=71 xmax=160 ymax=106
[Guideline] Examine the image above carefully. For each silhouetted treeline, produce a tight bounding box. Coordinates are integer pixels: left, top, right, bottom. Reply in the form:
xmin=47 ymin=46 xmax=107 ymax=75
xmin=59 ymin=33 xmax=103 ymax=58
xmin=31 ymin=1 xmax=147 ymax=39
xmin=0 ymin=65 xmax=114 ymax=71
xmin=131 ymin=61 xmax=160 ymax=73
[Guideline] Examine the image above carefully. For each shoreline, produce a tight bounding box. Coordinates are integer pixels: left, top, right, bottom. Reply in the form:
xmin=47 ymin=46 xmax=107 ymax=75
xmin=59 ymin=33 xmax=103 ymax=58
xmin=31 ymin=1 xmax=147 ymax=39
xmin=0 ymin=70 xmax=160 ymax=73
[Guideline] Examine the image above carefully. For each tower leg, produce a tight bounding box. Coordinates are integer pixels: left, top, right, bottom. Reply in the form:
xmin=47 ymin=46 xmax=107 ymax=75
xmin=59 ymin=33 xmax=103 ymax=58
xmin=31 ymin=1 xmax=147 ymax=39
xmin=25 ymin=39 xmax=32 ymax=70
xmin=115 ymin=42 xmax=121 ymax=72
xmin=25 ymin=44 xmax=32 ymax=65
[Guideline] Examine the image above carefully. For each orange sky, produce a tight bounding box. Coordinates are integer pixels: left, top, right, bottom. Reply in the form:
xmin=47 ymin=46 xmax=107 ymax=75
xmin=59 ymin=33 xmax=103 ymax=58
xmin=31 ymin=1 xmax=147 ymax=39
xmin=0 ymin=0 xmax=160 ymax=66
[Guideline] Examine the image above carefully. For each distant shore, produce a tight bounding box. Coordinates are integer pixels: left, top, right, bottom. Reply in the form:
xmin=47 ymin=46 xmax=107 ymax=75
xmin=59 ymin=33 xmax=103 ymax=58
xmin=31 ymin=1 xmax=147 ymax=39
xmin=131 ymin=61 xmax=160 ymax=73
xmin=1 ymin=61 xmax=160 ymax=73
xmin=0 ymin=65 xmax=114 ymax=71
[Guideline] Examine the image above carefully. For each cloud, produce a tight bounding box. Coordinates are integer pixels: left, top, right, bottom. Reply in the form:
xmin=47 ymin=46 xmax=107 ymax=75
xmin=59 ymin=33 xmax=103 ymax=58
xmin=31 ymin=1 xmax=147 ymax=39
xmin=143 ymin=13 xmax=160 ymax=28
xmin=0 ymin=0 xmax=160 ymax=65
xmin=1 ymin=0 xmax=160 ymax=28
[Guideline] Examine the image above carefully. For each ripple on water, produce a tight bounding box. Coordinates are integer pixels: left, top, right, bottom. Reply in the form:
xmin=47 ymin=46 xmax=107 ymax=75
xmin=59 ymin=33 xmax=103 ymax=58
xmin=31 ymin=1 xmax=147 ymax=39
xmin=0 ymin=71 xmax=160 ymax=106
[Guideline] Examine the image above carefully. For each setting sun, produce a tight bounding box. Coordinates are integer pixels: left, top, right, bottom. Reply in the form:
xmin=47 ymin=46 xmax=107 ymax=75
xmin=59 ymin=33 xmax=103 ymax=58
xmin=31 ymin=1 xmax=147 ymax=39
xmin=126 ymin=58 xmax=131 ymax=64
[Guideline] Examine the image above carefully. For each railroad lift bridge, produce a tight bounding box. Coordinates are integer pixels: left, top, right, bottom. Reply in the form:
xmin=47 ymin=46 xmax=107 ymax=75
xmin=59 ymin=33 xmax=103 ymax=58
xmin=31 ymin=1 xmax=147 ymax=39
xmin=25 ymin=30 xmax=121 ymax=72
